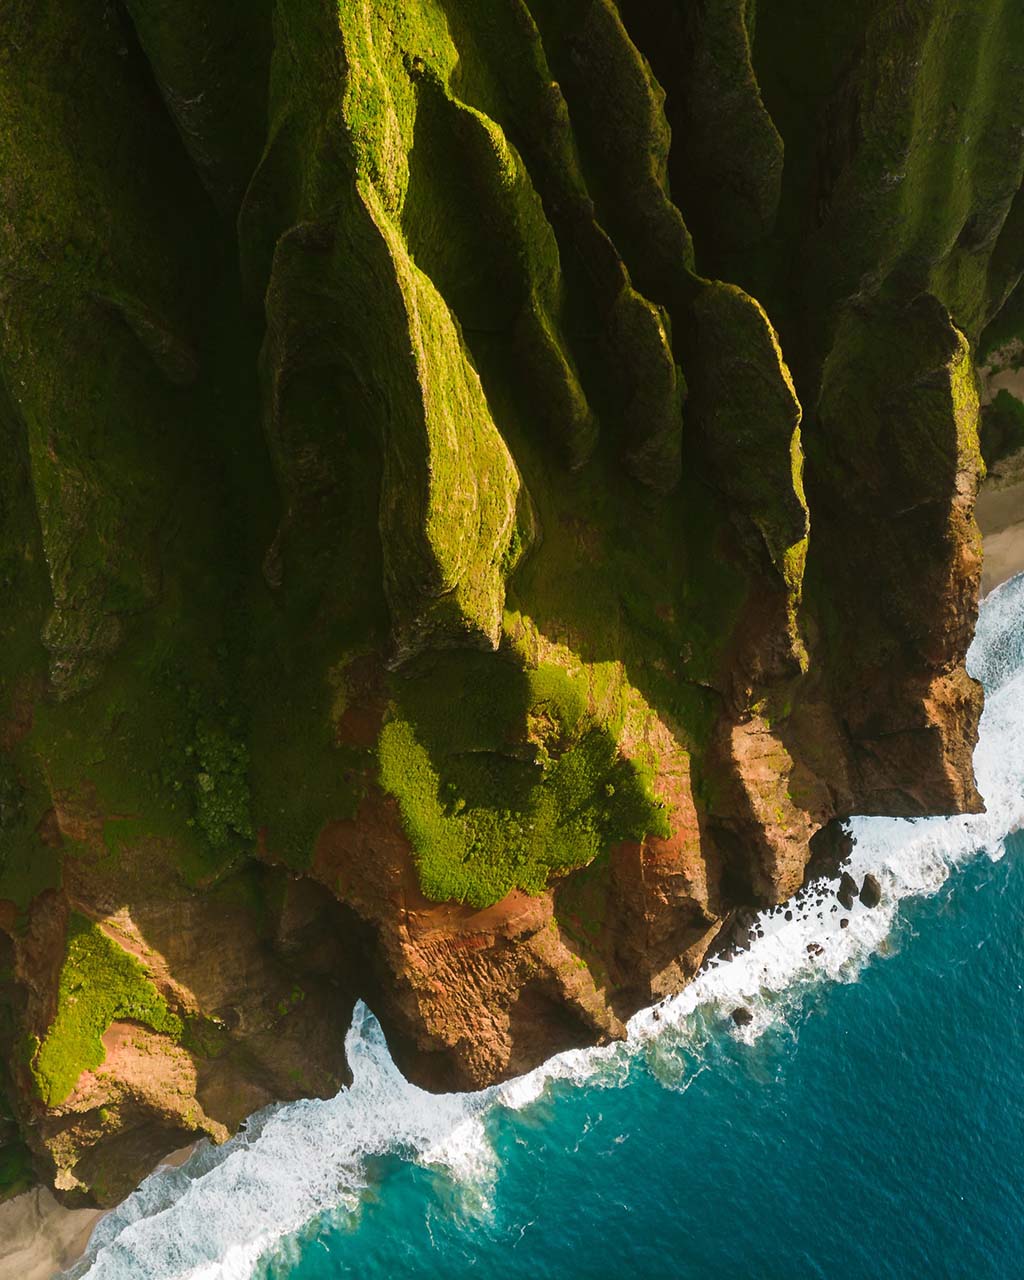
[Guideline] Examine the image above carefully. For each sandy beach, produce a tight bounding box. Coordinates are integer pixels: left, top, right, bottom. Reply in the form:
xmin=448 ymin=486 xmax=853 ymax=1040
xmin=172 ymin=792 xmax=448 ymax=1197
xmin=0 ymin=1187 xmax=103 ymax=1280
xmin=0 ymin=409 xmax=1018 ymax=1280
xmin=0 ymin=1145 xmax=196 ymax=1280
xmin=976 ymin=374 xmax=1024 ymax=598
xmin=978 ymin=478 xmax=1024 ymax=596
xmin=975 ymin=351 xmax=1024 ymax=596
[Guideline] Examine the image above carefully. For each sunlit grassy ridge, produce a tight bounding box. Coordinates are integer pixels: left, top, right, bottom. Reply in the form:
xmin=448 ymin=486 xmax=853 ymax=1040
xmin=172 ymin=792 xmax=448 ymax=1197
xmin=32 ymin=915 xmax=182 ymax=1108
xmin=378 ymin=650 xmax=670 ymax=907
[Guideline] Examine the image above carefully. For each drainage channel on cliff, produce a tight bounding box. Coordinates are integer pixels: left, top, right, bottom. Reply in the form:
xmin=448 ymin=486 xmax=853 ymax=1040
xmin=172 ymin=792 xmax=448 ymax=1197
xmin=65 ymin=572 xmax=1024 ymax=1280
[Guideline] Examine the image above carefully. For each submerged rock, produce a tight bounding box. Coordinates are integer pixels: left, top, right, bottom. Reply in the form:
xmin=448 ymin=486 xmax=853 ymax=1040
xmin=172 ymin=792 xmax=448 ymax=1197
xmin=0 ymin=0 xmax=1004 ymax=1206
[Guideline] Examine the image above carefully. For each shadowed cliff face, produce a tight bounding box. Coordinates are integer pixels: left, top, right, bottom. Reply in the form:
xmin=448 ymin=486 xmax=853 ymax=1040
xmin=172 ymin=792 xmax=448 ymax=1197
xmin=0 ymin=0 xmax=1018 ymax=1205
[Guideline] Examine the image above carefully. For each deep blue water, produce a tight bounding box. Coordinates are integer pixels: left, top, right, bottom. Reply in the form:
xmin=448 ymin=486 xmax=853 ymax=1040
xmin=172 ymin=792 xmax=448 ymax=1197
xmin=267 ymin=840 xmax=1024 ymax=1280
xmin=71 ymin=574 xmax=1024 ymax=1280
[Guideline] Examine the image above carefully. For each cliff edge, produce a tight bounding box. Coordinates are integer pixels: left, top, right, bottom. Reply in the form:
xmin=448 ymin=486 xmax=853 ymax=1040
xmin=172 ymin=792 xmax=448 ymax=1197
xmin=2 ymin=0 xmax=1021 ymax=1206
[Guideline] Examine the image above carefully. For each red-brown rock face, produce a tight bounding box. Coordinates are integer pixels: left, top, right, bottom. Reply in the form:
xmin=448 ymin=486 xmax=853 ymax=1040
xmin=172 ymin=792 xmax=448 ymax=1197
xmin=0 ymin=0 xmax=1012 ymax=1206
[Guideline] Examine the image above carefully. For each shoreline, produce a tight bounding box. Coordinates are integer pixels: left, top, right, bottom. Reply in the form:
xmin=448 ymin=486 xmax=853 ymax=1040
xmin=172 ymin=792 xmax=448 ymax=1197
xmin=0 ymin=1188 xmax=103 ymax=1280
xmin=977 ymin=472 xmax=1024 ymax=597
xmin=0 ymin=1144 xmax=196 ymax=1280
xmin=1 ymin=466 xmax=1018 ymax=1280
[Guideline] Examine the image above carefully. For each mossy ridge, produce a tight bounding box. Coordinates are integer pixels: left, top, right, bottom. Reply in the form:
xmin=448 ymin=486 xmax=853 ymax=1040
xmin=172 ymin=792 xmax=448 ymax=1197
xmin=685 ymin=280 xmax=809 ymax=611
xmin=813 ymin=291 xmax=983 ymax=674
xmin=439 ymin=0 xmax=685 ymax=485
xmin=378 ymin=648 xmax=669 ymax=909
xmin=339 ymin=1 xmax=529 ymax=658
xmin=366 ymin=185 xmax=526 ymax=657
xmin=626 ymin=0 xmax=784 ymax=264
xmin=757 ymin=0 xmax=1024 ymax=377
xmin=400 ymin=67 xmax=596 ymax=469
xmin=897 ymin=0 xmax=1024 ymax=339
xmin=32 ymin=915 xmax=183 ymax=1109
xmin=528 ymin=0 xmax=694 ymax=303
xmin=120 ymin=0 xmax=275 ymax=215
xmin=980 ymin=388 xmax=1024 ymax=470
xmin=251 ymin=1 xmax=531 ymax=663
xmin=0 ymin=0 xmax=217 ymax=700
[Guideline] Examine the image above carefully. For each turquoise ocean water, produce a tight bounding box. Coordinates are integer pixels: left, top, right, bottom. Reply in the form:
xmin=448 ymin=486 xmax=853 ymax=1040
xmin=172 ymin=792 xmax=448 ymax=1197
xmin=67 ymin=574 xmax=1024 ymax=1280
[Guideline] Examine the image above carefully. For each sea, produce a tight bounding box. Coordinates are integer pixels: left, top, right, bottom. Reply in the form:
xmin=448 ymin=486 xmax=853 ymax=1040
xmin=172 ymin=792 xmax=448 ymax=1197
xmin=65 ymin=571 xmax=1024 ymax=1280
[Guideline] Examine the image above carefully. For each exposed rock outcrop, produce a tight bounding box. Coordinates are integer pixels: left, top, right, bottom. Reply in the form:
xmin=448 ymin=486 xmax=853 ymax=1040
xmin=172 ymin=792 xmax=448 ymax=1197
xmin=860 ymin=875 xmax=883 ymax=910
xmin=1 ymin=0 xmax=1019 ymax=1205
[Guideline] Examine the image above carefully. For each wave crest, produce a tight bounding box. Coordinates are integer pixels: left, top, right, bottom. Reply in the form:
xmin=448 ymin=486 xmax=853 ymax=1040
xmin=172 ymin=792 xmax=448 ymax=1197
xmin=70 ymin=573 xmax=1024 ymax=1280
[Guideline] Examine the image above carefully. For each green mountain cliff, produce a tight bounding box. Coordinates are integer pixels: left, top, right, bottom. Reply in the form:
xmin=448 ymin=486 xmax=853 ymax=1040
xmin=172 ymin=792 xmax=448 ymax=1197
xmin=1 ymin=0 xmax=1022 ymax=1206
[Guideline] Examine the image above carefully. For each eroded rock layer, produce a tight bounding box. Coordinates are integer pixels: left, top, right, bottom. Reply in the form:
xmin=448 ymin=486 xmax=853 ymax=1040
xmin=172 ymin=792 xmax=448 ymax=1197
xmin=1 ymin=0 xmax=1019 ymax=1204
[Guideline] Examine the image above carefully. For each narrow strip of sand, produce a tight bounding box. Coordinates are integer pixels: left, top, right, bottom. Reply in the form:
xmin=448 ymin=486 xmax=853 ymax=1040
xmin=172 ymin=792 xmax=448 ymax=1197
xmin=978 ymin=478 xmax=1024 ymax=596
xmin=0 ymin=455 xmax=1018 ymax=1280
xmin=0 ymin=1188 xmax=103 ymax=1280
xmin=0 ymin=1144 xmax=196 ymax=1280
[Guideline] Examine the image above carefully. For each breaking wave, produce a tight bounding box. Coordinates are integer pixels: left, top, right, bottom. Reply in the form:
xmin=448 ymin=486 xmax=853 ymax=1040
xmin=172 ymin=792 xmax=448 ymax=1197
xmin=68 ymin=573 xmax=1024 ymax=1280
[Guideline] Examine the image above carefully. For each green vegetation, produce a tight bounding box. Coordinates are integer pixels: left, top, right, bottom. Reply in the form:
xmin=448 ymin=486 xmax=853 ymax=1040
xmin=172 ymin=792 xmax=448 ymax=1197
xmin=0 ymin=2 xmax=1017 ymax=1185
xmin=979 ymin=281 xmax=1024 ymax=364
xmin=981 ymin=389 xmax=1024 ymax=469
xmin=686 ymin=280 xmax=809 ymax=603
xmin=191 ymin=722 xmax=254 ymax=852
xmin=0 ymin=1139 xmax=33 ymax=1202
xmin=0 ymin=1069 xmax=33 ymax=1201
xmin=32 ymin=915 xmax=183 ymax=1107
xmin=378 ymin=650 xmax=668 ymax=907
xmin=553 ymin=848 xmax=613 ymax=951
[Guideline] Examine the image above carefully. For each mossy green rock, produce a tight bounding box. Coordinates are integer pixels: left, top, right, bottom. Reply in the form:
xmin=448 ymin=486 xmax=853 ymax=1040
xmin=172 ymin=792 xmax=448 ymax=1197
xmin=0 ymin=0 xmax=1012 ymax=1201
xmin=32 ymin=915 xmax=183 ymax=1109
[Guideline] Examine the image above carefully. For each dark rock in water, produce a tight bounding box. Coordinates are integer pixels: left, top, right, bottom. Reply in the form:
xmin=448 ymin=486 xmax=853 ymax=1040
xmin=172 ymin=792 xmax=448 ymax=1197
xmin=0 ymin=0 xmax=998 ymax=1205
xmin=731 ymin=1007 xmax=754 ymax=1027
xmin=784 ymin=910 xmax=793 ymax=921
xmin=806 ymin=942 xmax=824 ymax=957
xmin=805 ymin=818 xmax=855 ymax=882
xmin=837 ymin=871 xmax=859 ymax=910
xmin=714 ymin=907 xmax=759 ymax=962
xmin=840 ymin=918 xmax=849 ymax=929
xmin=860 ymin=873 xmax=882 ymax=909
xmin=652 ymin=1008 xmax=661 ymax=1022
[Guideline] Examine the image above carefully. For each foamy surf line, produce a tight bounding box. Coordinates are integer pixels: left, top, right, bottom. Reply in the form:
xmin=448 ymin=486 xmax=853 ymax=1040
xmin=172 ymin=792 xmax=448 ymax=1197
xmin=67 ymin=573 xmax=1024 ymax=1280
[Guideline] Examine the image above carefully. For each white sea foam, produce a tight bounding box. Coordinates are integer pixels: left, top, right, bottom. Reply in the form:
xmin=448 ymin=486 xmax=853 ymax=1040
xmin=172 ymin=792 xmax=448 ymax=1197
xmin=69 ymin=573 xmax=1024 ymax=1280
xmin=68 ymin=1007 xmax=499 ymax=1280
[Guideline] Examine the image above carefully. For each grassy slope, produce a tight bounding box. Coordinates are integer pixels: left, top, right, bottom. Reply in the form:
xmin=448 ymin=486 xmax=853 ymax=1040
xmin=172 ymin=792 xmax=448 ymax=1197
xmin=1 ymin=0 xmax=1020 ymax=984
xmin=31 ymin=915 xmax=183 ymax=1108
